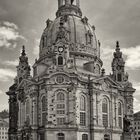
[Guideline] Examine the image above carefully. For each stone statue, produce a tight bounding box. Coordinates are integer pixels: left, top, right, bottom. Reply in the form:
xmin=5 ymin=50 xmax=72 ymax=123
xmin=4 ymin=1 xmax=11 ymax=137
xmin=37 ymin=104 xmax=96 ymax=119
xmin=123 ymin=115 xmax=131 ymax=132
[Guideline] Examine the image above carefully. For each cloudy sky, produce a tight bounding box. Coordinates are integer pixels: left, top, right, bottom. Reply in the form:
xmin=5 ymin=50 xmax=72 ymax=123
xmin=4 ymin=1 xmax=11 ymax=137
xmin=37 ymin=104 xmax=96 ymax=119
xmin=0 ymin=0 xmax=140 ymax=112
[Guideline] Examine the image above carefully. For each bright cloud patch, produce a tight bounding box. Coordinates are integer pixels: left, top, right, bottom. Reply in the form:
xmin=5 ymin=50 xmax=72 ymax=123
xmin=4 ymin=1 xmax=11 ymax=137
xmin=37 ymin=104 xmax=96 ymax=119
xmin=0 ymin=90 xmax=3 ymax=95
xmin=0 ymin=68 xmax=16 ymax=82
xmin=134 ymin=98 xmax=140 ymax=113
xmin=33 ymin=39 xmax=40 ymax=56
xmin=122 ymin=46 xmax=140 ymax=69
xmin=0 ymin=21 xmax=25 ymax=48
xmin=133 ymin=82 xmax=140 ymax=96
xmin=0 ymin=104 xmax=8 ymax=112
xmin=4 ymin=59 xmax=18 ymax=66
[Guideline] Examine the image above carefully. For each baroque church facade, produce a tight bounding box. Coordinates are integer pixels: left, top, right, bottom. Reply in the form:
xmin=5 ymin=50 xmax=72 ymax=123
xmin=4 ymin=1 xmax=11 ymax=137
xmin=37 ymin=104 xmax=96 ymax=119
xmin=6 ymin=0 xmax=135 ymax=140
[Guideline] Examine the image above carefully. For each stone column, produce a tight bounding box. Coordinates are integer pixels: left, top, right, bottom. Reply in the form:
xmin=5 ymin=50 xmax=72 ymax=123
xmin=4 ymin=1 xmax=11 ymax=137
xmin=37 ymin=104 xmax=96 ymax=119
xmin=65 ymin=0 xmax=71 ymax=5
xmin=76 ymin=0 xmax=80 ymax=7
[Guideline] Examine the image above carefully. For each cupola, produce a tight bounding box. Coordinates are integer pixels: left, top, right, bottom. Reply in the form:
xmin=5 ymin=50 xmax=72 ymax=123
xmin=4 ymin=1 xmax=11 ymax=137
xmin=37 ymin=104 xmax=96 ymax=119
xmin=56 ymin=0 xmax=82 ymax=17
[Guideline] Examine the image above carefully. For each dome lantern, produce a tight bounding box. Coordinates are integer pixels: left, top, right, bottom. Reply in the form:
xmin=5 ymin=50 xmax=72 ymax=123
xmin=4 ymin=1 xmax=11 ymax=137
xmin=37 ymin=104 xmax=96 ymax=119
xmin=56 ymin=0 xmax=82 ymax=17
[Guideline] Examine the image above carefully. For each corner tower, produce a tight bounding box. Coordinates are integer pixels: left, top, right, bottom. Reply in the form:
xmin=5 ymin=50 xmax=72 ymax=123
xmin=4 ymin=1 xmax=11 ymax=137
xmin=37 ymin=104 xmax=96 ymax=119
xmin=111 ymin=41 xmax=127 ymax=82
xmin=17 ymin=46 xmax=31 ymax=84
xmin=111 ymin=41 xmax=135 ymax=140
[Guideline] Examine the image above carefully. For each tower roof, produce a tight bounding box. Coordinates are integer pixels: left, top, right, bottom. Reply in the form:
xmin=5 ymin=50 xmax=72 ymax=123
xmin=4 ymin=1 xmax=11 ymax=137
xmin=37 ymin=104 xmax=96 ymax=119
xmin=19 ymin=46 xmax=28 ymax=64
xmin=113 ymin=41 xmax=123 ymax=58
xmin=21 ymin=45 xmax=26 ymax=56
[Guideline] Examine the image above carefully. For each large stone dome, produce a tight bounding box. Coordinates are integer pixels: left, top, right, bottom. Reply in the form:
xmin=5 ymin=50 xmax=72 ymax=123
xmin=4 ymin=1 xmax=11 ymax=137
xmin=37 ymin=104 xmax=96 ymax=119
xmin=39 ymin=6 xmax=100 ymax=59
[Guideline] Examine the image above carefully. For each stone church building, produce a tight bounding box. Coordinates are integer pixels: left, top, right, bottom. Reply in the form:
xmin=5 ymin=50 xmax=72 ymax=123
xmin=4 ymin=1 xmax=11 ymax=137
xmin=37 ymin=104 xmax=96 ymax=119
xmin=6 ymin=0 xmax=135 ymax=140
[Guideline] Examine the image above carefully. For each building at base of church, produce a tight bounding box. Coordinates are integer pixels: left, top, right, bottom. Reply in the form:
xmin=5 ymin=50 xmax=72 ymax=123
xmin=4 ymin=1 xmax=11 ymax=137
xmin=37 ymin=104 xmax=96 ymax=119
xmin=6 ymin=0 xmax=135 ymax=140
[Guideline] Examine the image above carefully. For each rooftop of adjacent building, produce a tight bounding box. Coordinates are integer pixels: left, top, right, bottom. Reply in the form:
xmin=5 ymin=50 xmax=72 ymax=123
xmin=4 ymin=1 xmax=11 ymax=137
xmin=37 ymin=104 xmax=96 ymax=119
xmin=0 ymin=118 xmax=8 ymax=128
xmin=134 ymin=111 xmax=140 ymax=121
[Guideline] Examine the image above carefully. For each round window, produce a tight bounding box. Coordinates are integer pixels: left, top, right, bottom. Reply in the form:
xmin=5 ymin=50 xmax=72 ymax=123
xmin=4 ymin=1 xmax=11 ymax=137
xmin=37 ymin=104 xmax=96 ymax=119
xmin=56 ymin=75 xmax=64 ymax=84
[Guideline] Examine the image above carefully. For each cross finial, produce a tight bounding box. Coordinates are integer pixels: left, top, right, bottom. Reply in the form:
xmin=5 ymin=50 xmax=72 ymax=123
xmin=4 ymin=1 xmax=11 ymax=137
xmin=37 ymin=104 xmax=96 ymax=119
xmin=21 ymin=45 xmax=26 ymax=56
xmin=116 ymin=41 xmax=120 ymax=52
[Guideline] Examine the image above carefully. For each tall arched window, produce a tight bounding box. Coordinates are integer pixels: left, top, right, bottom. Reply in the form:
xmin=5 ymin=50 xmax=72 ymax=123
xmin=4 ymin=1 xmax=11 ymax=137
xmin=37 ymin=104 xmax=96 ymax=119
xmin=26 ymin=99 xmax=30 ymax=115
xmin=57 ymin=133 xmax=65 ymax=140
xmin=56 ymin=92 xmax=66 ymax=125
xmin=80 ymin=95 xmax=86 ymax=126
xmin=41 ymin=96 xmax=46 ymax=125
xmin=118 ymin=102 xmax=123 ymax=128
xmin=82 ymin=134 xmax=88 ymax=140
xmin=117 ymin=73 xmax=122 ymax=82
xmin=102 ymin=98 xmax=108 ymax=127
xmin=58 ymin=56 xmax=63 ymax=66
xmin=57 ymin=92 xmax=65 ymax=101
xmin=80 ymin=95 xmax=86 ymax=111
xmin=26 ymin=99 xmax=30 ymax=124
xmin=104 ymin=134 xmax=110 ymax=140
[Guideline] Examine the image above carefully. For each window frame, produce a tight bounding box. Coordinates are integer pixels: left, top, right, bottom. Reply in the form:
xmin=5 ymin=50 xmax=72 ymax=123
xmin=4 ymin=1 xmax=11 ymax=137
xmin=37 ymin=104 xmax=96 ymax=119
xmin=118 ymin=101 xmax=123 ymax=129
xmin=56 ymin=91 xmax=66 ymax=125
xmin=82 ymin=134 xmax=88 ymax=140
xmin=80 ymin=94 xmax=86 ymax=126
xmin=57 ymin=133 xmax=65 ymax=140
xmin=102 ymin=98 xmax=109 ymax=127
xmin=58 ymin=56 xmax=64 ymax=66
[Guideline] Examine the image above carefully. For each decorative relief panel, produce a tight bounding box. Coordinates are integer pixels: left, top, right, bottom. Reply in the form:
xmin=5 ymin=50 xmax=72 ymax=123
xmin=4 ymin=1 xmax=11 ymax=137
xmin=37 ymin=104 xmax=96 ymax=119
xmin=69 ymin=43 xmax=97 ymax=56
xmin=47 ymin=74 xmax=71 ymax=85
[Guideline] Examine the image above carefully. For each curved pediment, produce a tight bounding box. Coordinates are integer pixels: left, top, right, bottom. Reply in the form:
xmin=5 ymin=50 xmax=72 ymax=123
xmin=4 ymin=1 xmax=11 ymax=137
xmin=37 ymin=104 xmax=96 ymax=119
xmin=93 ymin=76 xmax=121 ymax=92
xmin=17 ymin=78 xmax=37 ymax=90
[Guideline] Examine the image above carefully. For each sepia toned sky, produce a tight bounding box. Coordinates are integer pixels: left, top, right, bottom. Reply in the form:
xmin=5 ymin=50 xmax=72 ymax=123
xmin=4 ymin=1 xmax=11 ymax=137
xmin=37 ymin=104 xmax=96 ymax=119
xmin=0 ymin=0 xmax=140 ymax=112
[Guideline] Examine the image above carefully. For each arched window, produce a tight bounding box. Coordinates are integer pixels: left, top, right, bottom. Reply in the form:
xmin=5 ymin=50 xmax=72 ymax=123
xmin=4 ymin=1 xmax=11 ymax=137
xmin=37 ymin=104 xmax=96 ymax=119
xmin=26 ymin=99 xmax=30 ymax=115
xmin=41 ymin=96 xmax=46 ymax=125
xmin=104 ymin=134 xmax=110 ymax=140
xmin=86 ymin=31 xmax=93 ymax=45
xmin=102 ymin=98 xmax=108 ymax=127
xmin=42 ymin=37 xmax=45 ymax=47
xmin=58 ymin=133 xmax=65 ymax=140
xmin=80 ymin=95 xmax=86 ymax=126
xmin=80 ymin=95 xmax=86 ymax=111
xmin=42 ymin=36 xmax=47 ymax=48
xmin=34 ymin=67 xmax=37 ymax=76
xmin=82 ymin=134 xmax=88 ymax=140
xmin=26 ymin=99 xmax=30 ymax=124
xmin=57 ymin=92 xmax=65 ymax=101
xmin=117 ymin=73 xmax=122 ymax=82
xmin=58 ymin=56 xmax=63 ymax=66
xmin=56 ymin=92 xmax=66 ymax=125
xmin=118 ymin=102 xmax=123 ymax=128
